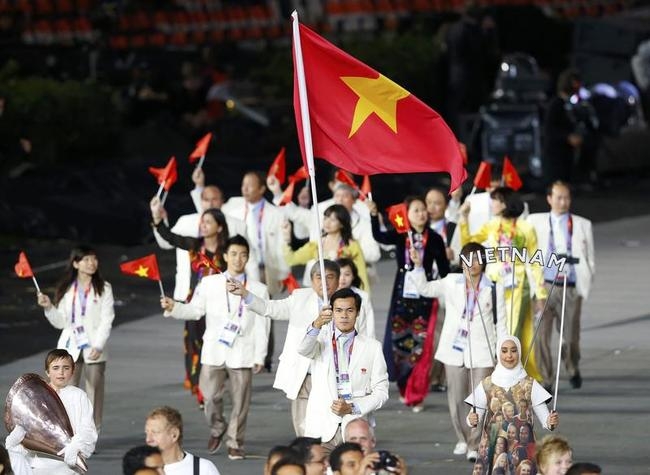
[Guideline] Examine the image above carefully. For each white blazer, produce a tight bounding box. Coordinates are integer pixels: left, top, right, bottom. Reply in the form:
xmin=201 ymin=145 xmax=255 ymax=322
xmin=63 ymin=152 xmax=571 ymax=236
xmin=45 ymin=283 xmax=115 ymax=363
xmin=166 ymin=274 xmax=270 ymax=368
xmin=410 ymin=270 xmax=506 ymax=368
xmin=246 ymin=288 xmax=374 ymax=399
xmin=527 ymin=212 xmax=595 ymax=299
xmin=297 ymin=327 xmax=389 ymax=442
xmin=246 ymin=288 xmax=322 ymax=400
xmin=221 ymin=197 xmax=290 ymax=295
xmin=154 ymin=212 xmax=249 ymax=301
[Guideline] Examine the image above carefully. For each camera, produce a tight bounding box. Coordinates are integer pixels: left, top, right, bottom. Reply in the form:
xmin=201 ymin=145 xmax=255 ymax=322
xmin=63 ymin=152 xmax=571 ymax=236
xmin=372 ymin=450 xmax=399 ymax=472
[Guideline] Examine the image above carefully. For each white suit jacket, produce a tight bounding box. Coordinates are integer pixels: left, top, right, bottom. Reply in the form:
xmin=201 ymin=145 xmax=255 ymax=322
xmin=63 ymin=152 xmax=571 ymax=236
xmin=527 ymin=212 xmax=595 ymax=299
xmin=221 ymin=197 xmax=289 ymax=295
xmin=167 ymin=274 xmax=270 ymax=368
xmin=297 ymin=327 xmax=389 ymax=442
xmin=154 ymin=212 xmax=248 ymax=301
xmin=410 ymin=270 xmax=506 ymax=368
xmin=246 ymin=288 xmax=374 ymax=399
xmin=45 ymin=283 xmax=115 ymax=363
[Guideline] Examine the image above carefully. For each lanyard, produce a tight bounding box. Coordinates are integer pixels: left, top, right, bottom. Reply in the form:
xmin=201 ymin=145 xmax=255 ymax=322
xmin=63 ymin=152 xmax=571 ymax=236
xmin=332 ymin=331 xmax=356 ymax=376
xmin=225 ymin=274 xmax=247 ymax=317
xmin=71 ymin=280 xmax=91 ymax=324
xmin=548 ymin=214 xmax=573 ymax=255
xmin=463 ymin=277 xmax=482 ymax=322
xmin=245 ymin=200 xmax=265 ymax=260
xmin=404 ymin=229 xmax=429 ymax=268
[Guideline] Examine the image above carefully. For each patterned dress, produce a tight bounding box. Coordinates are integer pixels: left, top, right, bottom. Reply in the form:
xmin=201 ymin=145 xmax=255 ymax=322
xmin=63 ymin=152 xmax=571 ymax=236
xmin=473 ymin=375 xmax=539 ymax=475
xmin=371 ymin=216 xmax=449 ymax=400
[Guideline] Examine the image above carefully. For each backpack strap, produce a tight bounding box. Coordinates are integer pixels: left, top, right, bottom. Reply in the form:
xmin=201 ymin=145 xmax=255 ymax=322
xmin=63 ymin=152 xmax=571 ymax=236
xmin=194 ymin=454 xmax=200 ymax=475
xmin=491 ymin=281 xmax=498 ymax=325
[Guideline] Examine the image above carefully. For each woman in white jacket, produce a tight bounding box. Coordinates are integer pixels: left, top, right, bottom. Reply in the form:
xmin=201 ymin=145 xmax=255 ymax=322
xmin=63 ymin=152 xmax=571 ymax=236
xmin=37 ymin=245 xmax=115 ymax=433
xmin=408 ymin=242 xmax=507 ymax=462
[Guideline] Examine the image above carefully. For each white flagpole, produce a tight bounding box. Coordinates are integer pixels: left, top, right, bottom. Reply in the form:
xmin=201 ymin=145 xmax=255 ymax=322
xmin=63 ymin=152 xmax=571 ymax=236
xmin=32 ymin=276 xmax=41 ymax=294
xmin=196 ymin=155 xmax=206 ymax=170
xmin=161 ymin=190 xmax=169 ymax=206
xmin=553 ymin=274 xmax=568 ymax=412
xmin=158 ymin=280 xmax=165 ymax=300
xmin=156 ymin=181 xmax=165 ymax=199
xmin=292 ymin=11 xmax=328 ymax=303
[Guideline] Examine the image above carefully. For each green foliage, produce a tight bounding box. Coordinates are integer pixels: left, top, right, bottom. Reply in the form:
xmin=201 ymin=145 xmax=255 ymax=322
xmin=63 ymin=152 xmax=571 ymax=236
xmin=0 ymin=61 xmax=120 ymax=166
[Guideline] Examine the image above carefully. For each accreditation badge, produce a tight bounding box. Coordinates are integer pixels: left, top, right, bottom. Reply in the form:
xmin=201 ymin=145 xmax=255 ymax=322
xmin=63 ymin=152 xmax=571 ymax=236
xmin=72 ymin=324 xmax=90 ymax=350
xmin=218 ymin=321 xmax=241 ymax=348
xmin=402 ymin=271 xmax=421 ymax=299
xmin=337 ymin=373 xmax=353 ymax=401
xmin=452 ymin=327 xmax=468 ymax=352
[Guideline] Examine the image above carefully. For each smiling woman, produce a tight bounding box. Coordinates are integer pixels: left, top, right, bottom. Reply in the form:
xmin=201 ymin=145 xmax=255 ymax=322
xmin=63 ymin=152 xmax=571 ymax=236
xmin=465 ymin=335 xmax=561 ymax=475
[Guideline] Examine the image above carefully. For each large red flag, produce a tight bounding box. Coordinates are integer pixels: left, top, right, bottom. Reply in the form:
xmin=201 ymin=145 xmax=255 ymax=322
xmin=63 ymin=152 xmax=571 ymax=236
xmin=148 ymin=157 xmax=178 ymax=192
xmin=502 ymin=156 xmax=523 ymax=191
xmin=14 ymin=251 xmax=34 ymax=278
xmin=474 ymin=161 xmax=493 ymax=189
xmin=189 ymin=132 xmax=212 ymax=163
xmin=292 ymin=22 xmax=466 ymax=191
xmin=268 ymin=147 xmax=287 ymax=185
xmin=120 ymin=254 xmax=161 ymax=281
xmin=386 ymin=203 xmax=410 ymax=234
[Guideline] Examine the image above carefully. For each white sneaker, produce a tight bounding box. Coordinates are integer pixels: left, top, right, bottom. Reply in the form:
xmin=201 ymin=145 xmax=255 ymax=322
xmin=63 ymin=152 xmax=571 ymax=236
xmin=411 ymin=404 xmax=424 ymax=413
xmin=467 ymin=450 xmax=478 ymax=463
xmin=453 ymin=441 xmax=468 ymax=455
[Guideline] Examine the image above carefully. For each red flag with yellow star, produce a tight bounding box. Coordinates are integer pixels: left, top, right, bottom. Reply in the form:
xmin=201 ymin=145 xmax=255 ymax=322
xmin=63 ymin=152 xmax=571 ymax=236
xmin=14 ymin=251 xmax=34 ymax=278
xmin=502 ymin=156 xmax=523 ymax=191
xmin=189 ymin=132 xmax=213 ymax=163
xmin=148 ymin=157 xmax=178 ymax=192
xmin=120 ymin=254 xmax=161 ymax=281
xmin=386 ymin=203 xmax=410 ymax=234
xmin=474 ymin=161 xmax=493 ymax=189
xmin=292 ymin=21 xmax=466 ymax=191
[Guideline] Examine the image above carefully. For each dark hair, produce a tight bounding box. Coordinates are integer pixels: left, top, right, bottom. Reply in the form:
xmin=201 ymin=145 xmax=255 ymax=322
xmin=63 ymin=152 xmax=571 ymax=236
xmin=45 ymin=349 xmax=74 ymax=371
xmin=288 ymin=437 xmax=321 ymax=464
xmin=557 ymin=68 xmax=581 ymax=96
xmin=54 ymin=245 xmax=105 ymax=305
xmin=425 ymin=186 xmax=449 ymax=204
xmin=546 ymin=180 xmax=572 ymax=197
xmin=267 ymin=445 xmax=299 ymax=463
xmin=201 ymin=208 xmax=229 ymax=251
xmin=310 ymin=259 xmax=340 ymax=280
xmin=0 ymin=443 xmax=13 ymax=475
xmin=225 ymin=234 xmax=249 ymax=254
xmin=324 ymin=204 xmax=353 ymax=245
xmin=201 ymin=185 xmax=223 ymax=202
xmin=566 ymin=463 xmax=602 ymax=475
xmin=329 ymin=442 xmax=363 ymax=471
xmin=244 ymin=170 xmax=267 ymax=189
xmin=405 ymin=195 xmax=426 ymax=211
xmin=330 ymin=287 xmax=362 ymax=313
xmin=336 ymin=257 xmax=362 ymax=289
xmin=460 ymin=242 xmax=487 ymax=273
xmin=271 ymin=458 xmax=305 ymax=475
xmin=489 ymin=187 xmax=524 ymax=218
xmin=123 ymin=445 xmax=161 ymax=475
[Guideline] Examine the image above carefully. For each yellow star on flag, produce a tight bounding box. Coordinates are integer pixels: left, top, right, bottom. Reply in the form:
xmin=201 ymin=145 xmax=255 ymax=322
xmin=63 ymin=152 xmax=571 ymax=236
xmin=340 ymin=74 xmax=410 ymax=138
xmin=394 ymin=214 xmax=404 ymax=228
xmin=135 ymin=265 xmax=149 ymax=278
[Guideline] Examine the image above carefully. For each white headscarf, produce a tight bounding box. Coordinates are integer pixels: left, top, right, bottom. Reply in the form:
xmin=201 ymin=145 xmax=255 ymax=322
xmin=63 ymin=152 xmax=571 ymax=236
xmin=490 ymin=335 xmax=528 ymax=390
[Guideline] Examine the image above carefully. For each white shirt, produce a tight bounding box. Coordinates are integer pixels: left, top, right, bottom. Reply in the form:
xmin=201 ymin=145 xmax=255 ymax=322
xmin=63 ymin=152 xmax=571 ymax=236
xmin=164 ymin=452 xmax=221 ymax=475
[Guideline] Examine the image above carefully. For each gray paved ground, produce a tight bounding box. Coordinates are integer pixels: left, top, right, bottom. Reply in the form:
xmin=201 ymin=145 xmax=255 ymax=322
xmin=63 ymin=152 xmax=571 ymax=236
xmin=2 ymin=216 xmax=650 ymax=474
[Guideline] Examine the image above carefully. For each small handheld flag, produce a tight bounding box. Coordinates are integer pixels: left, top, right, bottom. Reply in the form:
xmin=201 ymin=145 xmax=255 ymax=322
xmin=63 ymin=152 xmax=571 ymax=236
xmin=120 ymin=254 xmax=164 ymax=298
xmin=149 ymin=157 xmax=178 ymax=197
xmin=386 ymin=203 xmax=410 ymax=234
xmin=268 ymin=147 xmax=287 ymax=185
xmin=14 ymin=251 xmax=41 ymax=293
xmin=189 ymin=132 xmax=213 ymax=168
xmin=502 ymin=157 xmax=523 ymax=191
